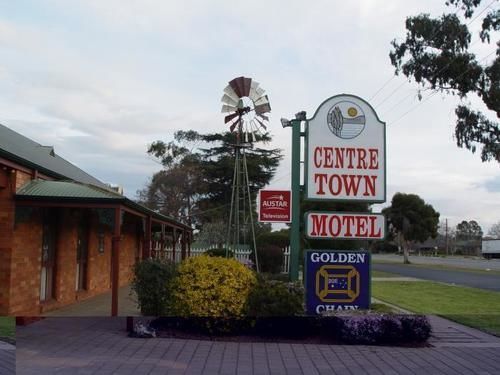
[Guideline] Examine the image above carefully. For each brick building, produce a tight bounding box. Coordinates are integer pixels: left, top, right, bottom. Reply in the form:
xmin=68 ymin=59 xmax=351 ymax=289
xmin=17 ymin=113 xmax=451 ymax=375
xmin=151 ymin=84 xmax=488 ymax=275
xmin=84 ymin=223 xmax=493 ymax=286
xmin=0 ymin=124 xmax=192 ymax=316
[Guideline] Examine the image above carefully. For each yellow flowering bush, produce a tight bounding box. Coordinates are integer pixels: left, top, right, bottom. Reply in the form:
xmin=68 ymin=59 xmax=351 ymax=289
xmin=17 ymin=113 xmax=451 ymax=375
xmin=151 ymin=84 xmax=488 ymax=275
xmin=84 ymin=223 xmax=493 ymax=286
xmin=171 ymin=255 xmax=257 ymax=317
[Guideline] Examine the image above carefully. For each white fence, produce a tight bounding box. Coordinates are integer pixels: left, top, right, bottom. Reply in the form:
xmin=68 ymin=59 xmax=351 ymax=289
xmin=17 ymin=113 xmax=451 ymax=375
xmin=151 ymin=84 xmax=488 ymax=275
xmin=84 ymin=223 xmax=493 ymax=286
xmin=152 ymin=242 xmax=291 ymax=273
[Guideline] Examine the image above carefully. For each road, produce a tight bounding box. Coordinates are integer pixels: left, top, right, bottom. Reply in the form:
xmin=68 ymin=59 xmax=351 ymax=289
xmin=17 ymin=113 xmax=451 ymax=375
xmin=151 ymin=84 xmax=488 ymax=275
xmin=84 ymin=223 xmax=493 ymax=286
xmin=373 ymin=262 xmax=500 ymax=291
xmin=373 ymin=253 xmax=500 ymax=271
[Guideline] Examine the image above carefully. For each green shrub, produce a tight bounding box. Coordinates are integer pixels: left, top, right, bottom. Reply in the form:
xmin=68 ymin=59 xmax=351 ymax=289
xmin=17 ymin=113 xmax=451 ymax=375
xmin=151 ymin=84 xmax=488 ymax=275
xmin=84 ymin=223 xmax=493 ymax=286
xmin=246 ymin=276 xmax=304 ymax=316
xmin=131 ymin=258 xmax=177 ymax=316
xmin=204 ymin=248 xmax=234 ymax=258
xmin=256 ymin=231 xmax=289 ymax=248
xmin=256 ymin=245 xmax=283 ymax=274
xmin=170 ymin=255 xmax=256 ymax=318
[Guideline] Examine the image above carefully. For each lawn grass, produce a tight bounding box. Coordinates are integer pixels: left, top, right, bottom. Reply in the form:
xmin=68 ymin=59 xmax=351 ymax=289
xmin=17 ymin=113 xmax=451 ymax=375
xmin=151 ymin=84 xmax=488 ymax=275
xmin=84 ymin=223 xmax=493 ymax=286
xmin=373 ymin=281 xmax=500 ymax=336
xmin=0 ymin=317 xmax=15 ymax=339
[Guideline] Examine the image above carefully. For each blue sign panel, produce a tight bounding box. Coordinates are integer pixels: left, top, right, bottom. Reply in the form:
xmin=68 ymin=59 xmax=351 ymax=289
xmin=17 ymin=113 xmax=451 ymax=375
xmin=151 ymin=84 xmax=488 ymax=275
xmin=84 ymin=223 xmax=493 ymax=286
xmin=305 ymin=250 xmax=371 ymax=315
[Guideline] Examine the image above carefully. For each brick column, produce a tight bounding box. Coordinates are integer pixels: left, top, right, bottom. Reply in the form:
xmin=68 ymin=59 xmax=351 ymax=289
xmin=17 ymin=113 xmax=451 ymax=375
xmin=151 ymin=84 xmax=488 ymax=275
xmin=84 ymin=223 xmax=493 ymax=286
xmin=111 ymin=207 xmax=121 ymax=317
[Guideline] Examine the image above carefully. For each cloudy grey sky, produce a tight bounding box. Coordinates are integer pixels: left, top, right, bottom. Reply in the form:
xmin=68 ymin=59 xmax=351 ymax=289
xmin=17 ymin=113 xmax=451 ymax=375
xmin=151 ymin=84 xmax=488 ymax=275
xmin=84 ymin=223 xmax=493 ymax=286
xmin=0 ymin=0 xmax=498 ymax=233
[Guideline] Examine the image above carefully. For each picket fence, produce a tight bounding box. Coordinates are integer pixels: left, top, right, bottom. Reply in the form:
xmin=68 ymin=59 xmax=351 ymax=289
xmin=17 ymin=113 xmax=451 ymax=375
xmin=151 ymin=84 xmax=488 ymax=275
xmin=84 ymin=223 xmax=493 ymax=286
xmin=152 ymin=241 xmax=291 ymax=274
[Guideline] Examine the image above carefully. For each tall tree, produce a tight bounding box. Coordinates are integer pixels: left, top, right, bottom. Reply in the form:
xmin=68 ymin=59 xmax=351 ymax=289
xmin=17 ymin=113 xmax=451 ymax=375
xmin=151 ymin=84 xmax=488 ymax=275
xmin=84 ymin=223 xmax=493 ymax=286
xmin=390 ymin=0 xmax=499 ymax=162
xmin=383 ymin=193 xmax=440 ymax=264
xmin=456 ymin=219 xmax=484 ymax=240
xmin=488 ymin=221 xmax=500 ymax=238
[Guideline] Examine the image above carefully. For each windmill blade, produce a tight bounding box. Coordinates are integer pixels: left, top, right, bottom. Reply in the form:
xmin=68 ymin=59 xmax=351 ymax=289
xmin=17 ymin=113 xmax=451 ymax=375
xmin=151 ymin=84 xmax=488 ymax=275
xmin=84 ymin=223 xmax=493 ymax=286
xmin=221 ymin=104 xmax=237 ymax=113
xmin=229 ymin=118 xmax=241 ymax=132
xmin=254 ymin=103 xmax=271 ymax=114
xmin=257 ymin=114 xmax=269 ymax=122
xmin=255 ymin=85 xmax=266 ymax=98
xmin=229 ymin=76 xmax=252 ymax=98
xmin=221 ymin=94 xmax=239 ymax=107
xmin=241 ymin=77 xmax=251 ymax=97
xmin=253 ymin=95 xmax=269 ymax=106
xmin=223 ymin=85 xmax=239 ymax=102
xmin=249 ymin=121 xmax=259 ymax=141
xmin=244 ymin=131 xmax=249 ymax=143
xmin=249 ymin=80 xmax=261 ymax=100
xmin=224 ymin=112 xmax=239 ymax=124
xmin=255 ymin=117 xmax=267 ymax=130
xmin=229 ymin=77 xmax=244 ymax=97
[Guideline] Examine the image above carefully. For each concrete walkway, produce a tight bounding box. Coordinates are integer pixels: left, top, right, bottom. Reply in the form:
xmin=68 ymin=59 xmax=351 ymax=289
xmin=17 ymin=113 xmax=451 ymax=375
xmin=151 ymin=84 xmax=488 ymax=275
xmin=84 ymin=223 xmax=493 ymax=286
xmin=43 ymin=285 xmax=141 ymax=317
xmin=16 ymin=317 xmax=500 ymax=374
xmin=0 ymin=341 xmax=15 ymax=375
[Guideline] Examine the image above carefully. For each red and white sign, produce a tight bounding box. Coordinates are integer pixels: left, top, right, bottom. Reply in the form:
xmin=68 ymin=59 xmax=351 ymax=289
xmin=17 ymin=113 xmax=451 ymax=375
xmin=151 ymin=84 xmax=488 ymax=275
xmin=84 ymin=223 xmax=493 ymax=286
xmin=306 ymin=94 xmax=386 ymax=202
xmin=305 ymin=212 xmax=385 ymax=240
xmin=258 ymin=190 xmax=291 ymax=223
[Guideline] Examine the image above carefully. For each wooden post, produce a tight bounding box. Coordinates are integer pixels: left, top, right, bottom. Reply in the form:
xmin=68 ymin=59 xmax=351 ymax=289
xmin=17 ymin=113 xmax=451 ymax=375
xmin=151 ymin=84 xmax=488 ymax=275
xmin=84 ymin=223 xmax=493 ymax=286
xmin=181 ymin=230 xmax=187 ymax=260
xmin=172 ymin=228 xmax=176 ymax=263
xmin=160 ymin=224 xmax=165 ymax=260
xmin=111 ymin=207 xmax=121 ymax=317
xmin=144 ymin=215 xmax=152 ymax=259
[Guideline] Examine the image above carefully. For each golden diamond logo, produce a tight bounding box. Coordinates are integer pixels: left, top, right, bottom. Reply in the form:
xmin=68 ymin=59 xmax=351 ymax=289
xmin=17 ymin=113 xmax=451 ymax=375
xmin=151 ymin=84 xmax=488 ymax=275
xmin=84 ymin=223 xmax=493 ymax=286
xmin=315 ymin=265 xmax=360 ymax=303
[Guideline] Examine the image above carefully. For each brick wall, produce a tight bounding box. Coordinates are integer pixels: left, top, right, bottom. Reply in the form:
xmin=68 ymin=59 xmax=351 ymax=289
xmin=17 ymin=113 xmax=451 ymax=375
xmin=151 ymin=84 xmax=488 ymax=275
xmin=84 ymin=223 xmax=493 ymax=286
xmin=9 ymin=207 xmax=141 ymax=315
xmin=0 ymin=169 xmax=15 ymax=315
xmin=9 ymin=210 xmax=43 ymax=315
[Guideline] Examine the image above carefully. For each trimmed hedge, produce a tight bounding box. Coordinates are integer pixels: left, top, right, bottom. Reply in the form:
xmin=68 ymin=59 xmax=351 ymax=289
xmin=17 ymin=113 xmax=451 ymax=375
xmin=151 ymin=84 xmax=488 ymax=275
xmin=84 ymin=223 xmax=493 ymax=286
xmin=131 ymin=258 xmax=177 ymax=316
xmin=246 ymin=277 xmax=304 ymax=316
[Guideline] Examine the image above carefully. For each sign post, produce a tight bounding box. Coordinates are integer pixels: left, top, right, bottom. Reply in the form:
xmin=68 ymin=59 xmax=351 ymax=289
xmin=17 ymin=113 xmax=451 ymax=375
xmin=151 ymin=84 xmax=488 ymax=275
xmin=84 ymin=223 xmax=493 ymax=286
xmin=284 ymin=93 xmax=386 ymax=302
xmin=289 ymin=117 xmax=302 ymax=281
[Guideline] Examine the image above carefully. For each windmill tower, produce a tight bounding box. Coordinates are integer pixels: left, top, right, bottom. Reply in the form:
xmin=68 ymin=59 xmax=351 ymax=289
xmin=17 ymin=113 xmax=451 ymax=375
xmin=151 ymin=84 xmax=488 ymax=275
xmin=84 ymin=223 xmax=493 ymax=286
xmin=221 ymin=77 xmax=271 ymax=272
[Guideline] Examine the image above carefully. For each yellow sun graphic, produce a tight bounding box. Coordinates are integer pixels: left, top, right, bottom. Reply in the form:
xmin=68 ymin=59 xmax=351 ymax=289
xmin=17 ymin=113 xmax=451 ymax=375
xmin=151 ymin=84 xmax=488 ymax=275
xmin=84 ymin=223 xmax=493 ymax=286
xmin=347 ymin=107 xmax=358 ymax=117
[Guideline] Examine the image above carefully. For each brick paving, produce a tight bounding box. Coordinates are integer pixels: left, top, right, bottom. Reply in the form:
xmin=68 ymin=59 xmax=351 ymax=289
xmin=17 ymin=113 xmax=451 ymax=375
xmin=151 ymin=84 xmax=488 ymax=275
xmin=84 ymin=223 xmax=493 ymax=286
xmin=0 ymin=341 xmax=15 ymax=375
xmin=15 ymin=316 xmax=500 ymax=374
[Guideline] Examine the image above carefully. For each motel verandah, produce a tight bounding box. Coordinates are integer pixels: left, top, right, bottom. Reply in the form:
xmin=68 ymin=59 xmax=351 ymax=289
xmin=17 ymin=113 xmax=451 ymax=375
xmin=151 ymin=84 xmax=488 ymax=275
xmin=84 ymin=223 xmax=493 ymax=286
xmin=0 ymin=123 xmax=193 ymax=316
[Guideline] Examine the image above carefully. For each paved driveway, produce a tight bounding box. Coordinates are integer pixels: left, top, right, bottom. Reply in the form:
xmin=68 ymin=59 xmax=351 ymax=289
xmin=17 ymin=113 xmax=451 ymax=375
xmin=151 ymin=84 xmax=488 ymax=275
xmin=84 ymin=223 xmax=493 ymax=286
xmin=0 ymin=341 xmax=15 ymax=375
xmin=16 ymin=317 xmax=500 ymax=374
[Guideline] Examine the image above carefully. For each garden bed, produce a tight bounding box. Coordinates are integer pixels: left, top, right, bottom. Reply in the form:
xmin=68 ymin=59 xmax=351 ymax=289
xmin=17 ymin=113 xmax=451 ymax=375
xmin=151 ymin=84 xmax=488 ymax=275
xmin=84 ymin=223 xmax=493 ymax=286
xmin=148 ymin=314 xmax=431 ymax=347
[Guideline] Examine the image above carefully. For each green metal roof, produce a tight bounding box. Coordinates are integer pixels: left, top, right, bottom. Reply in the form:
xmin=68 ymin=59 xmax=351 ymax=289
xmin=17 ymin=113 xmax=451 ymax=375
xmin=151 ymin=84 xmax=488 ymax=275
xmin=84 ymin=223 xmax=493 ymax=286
xmin=16 ymin=180 xmax=191 ymax=230
xmin=0 ymin=123 xmax=108 ymax=188
xmin=16 ymin=180 xmax=124 ymax=200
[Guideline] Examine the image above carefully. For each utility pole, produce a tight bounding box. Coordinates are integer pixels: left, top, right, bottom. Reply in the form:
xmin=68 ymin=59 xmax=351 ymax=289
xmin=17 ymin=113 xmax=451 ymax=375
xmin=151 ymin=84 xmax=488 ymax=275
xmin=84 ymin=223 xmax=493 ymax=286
xmin=445 ymin=218 xmax=449 ymax=256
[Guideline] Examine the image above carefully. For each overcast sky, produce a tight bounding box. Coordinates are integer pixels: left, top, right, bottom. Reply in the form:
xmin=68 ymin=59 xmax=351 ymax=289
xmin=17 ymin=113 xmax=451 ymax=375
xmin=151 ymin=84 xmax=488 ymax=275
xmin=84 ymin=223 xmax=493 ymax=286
xmin=0 ymin=0 xmax=498 ymax=233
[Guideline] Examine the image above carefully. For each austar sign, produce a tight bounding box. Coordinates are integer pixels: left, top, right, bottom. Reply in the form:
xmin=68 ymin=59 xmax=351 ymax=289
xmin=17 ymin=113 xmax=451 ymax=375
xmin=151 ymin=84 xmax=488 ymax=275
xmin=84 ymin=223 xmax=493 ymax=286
xmin=258 ymin=189 xmax=291 ymax=223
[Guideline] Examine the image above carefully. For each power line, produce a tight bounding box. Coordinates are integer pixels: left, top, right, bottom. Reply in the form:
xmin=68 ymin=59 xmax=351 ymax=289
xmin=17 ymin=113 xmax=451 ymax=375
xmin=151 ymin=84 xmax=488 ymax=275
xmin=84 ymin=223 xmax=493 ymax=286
xmin=388 ymin=49 xmax=497 ymax=125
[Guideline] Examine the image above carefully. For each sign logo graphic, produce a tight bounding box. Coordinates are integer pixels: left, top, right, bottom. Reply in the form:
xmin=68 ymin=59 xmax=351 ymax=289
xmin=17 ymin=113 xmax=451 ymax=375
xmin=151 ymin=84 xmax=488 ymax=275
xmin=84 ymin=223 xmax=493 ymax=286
xmin=327 ymin=101 xmax=365 ymax=139
xmin=316 ymin=265 xmax=360 ymax=303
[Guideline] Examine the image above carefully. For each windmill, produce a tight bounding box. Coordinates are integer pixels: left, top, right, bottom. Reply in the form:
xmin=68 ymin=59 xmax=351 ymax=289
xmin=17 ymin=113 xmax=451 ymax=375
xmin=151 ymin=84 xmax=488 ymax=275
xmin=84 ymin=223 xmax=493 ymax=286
xmin=221 ymin=76 xmax=271 ymax=272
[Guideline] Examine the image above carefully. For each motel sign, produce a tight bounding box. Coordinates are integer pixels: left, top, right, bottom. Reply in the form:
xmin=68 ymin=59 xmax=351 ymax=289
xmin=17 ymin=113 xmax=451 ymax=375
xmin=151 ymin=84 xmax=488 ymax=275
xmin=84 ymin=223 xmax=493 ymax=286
xmin=306 ymin=94 xmax=386 ymax=202
xmin=305 ymin=212 xmax=385 ymax=240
